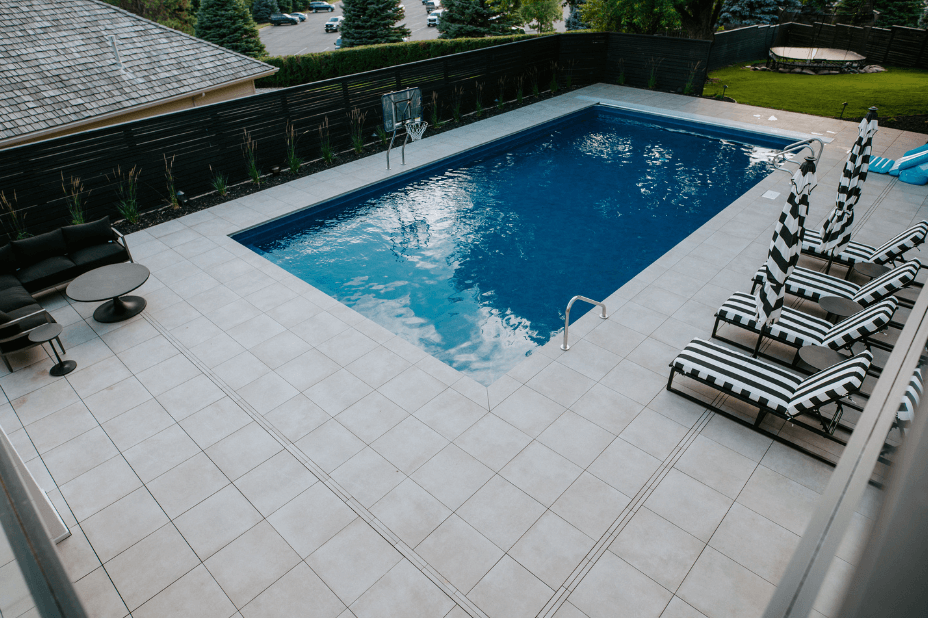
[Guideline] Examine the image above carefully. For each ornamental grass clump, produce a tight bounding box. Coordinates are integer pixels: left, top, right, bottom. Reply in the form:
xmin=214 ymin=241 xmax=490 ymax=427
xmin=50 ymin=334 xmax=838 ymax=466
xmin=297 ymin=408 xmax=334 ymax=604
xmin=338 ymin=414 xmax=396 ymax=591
xmin=318 ymin=116 xmax=335 ymax=164
xmin=209 ymin=165 xmax=228 ymax=197
xmin=242 ymin=129 xmax=261 ymax=185
xmin=348 ymin=107 xmax=367 ymax=154
xmin=0 ymin=191 xmax=29 ymax=239
xmin=61 ymin=173 xmax=87 ymax=225
xmin=285 ymin=122 xmax=303 ymax=173
xmin=164 ymin=154 xmax=179 ymax=209
xmin=109 ymin=165 xmax=141 ymax=224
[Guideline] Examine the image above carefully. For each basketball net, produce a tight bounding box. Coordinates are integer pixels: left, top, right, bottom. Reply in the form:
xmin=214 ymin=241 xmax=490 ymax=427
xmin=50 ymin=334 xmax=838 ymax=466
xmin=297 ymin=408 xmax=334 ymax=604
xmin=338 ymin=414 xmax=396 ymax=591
xmin=406 ymin=120 xmax=428 ymax=141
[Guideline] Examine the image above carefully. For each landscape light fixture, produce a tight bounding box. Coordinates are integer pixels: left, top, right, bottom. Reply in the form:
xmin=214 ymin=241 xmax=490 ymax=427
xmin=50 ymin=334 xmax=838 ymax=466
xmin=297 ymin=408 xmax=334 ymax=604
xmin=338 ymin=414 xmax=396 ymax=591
xmin=722 ymin=84 xmax=728 ymax=98
xmin=175 ymin=191 xmax=188 ymax=205
xmin=271 ymin=166 xmax=281 ymax=176
xmin=840 ymin=102 xmax=848 ymax=119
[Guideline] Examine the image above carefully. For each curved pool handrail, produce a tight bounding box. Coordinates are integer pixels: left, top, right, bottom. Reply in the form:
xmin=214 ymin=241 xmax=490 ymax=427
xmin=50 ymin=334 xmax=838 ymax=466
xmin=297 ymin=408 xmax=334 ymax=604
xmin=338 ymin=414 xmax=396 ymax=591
xmin=561 ymin=296 xmax=608 ymax=351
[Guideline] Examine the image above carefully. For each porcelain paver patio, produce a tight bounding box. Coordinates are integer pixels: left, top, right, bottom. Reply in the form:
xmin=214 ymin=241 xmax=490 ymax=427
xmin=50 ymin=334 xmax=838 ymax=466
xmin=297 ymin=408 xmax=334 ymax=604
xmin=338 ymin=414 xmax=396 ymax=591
xmin=0 ymin=84 xmax=925 ymax=617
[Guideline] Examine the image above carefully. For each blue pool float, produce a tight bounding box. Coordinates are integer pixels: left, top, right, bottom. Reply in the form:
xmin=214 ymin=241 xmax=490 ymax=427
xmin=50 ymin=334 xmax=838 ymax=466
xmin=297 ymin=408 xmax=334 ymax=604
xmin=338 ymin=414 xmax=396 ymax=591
xmin=900 ymin=162 xmax=928 ymax=186
xmin=889 ymin=143 xmax=928 ymax=176
xmin=870 ymin=156 xmax=895 ymax=174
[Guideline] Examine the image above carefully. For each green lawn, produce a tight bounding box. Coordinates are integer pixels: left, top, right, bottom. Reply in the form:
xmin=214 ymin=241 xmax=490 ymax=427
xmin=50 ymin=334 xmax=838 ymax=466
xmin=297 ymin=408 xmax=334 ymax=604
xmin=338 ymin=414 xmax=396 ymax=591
xmin=706 ymin=65 xmax=928 ymax=119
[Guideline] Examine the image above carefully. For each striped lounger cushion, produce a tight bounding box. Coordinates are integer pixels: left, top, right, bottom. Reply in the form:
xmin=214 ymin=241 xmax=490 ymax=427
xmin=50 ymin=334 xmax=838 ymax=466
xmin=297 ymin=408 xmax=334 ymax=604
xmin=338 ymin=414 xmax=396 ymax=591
xmin=897 ymin=367 xmax=923 ymax=424
xmin=752 ymin=260 xmax=920 ymax=306
xmin=671 ymin=338 xmax=872 ymax=418
xmin=716 ymin=293 xmax=897 ymax=350
xmin=801 ymin=221 xmax=928 ymax=265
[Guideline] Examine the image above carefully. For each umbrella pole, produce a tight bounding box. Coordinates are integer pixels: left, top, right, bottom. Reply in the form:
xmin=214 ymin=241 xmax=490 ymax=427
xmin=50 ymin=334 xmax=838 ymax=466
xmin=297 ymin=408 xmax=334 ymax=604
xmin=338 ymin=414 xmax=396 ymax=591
xmin=753 ymin=325 xmax=768 ymax=358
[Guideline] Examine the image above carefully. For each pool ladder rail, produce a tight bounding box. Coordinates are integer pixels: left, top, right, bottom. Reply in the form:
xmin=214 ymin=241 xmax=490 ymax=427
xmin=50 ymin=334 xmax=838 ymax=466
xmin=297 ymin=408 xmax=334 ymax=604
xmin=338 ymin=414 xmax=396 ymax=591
xmin=772 ymin=137 xmax=825 ymax=173
xmin=561 ymin=296 xmax=608 ymax=351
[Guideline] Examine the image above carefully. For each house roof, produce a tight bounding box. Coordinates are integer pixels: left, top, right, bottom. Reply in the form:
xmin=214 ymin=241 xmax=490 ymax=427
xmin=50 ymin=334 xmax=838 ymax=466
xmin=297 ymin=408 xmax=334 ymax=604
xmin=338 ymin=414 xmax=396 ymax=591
xmin=0 ymin=0 xmax=276 ymax=145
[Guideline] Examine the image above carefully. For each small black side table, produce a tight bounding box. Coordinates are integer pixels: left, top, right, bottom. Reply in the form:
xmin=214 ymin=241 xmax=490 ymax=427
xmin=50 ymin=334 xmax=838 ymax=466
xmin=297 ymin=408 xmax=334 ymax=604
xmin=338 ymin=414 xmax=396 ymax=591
xmin=28 ymin=323 xmax=76 ymax=376
xmin=853 ymin=262 xmax=890 ymax=279
xmin=819 ymin=296 xmax=864 ymax=323
xmin=66 ymin=263 xmax=150 ymax=323
xmin=797 ymin=344 xmax=848 ymax=373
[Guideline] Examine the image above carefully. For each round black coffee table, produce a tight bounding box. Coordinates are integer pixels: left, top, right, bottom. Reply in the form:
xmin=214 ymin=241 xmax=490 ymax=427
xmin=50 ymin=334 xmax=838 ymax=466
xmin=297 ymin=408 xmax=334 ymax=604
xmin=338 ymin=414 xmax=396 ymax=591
xmin=797 ymin=344 xmax=848 ymax=373
xmin=28 ymin=323 xmax=76 ymax=376
xmin=66 ymin=263 xmax=150 ymax=323
xmin=819 ymin=296 xmax=863 ymax=323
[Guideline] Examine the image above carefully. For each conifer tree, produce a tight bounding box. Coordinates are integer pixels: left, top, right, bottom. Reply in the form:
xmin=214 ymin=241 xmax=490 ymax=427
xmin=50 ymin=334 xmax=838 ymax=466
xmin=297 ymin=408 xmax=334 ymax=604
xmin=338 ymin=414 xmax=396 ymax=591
xmin=340 ymin=0 xmax=410 ymax=47
xmin=438 ymin=0 xmax=514 ymax=38
xmin=278 ymin=0 xmax=293 ymax=13
xmin=196 ymin=0 xmax=267 ymax=58
xmin=251 ymin=0 xmax=279 ymax=21
xmin=719 ymin=0 xmax=800 ymax=28
xmin=565 ymin=0 xmax=590 ymax=30
xmin=873 ymin=0 xmax=923 ymax=27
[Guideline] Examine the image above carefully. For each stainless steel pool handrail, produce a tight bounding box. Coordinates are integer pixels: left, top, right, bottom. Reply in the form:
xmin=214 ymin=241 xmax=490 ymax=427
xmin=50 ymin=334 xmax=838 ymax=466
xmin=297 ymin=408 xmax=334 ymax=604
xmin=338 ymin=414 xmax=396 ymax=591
xmin=561 ymin=296 xmax=607 ymax=351
xmin=772 ymin=137 xmax=825 ymax=172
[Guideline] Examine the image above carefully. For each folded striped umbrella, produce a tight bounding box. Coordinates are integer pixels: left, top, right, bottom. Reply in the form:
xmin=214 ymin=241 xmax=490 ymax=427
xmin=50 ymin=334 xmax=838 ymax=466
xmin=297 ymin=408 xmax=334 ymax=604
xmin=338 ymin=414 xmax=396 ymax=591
xmin=818 ymin=106 xmax=879 ymax=257
xmin=756 ymin=157 xmax=818 ymax=326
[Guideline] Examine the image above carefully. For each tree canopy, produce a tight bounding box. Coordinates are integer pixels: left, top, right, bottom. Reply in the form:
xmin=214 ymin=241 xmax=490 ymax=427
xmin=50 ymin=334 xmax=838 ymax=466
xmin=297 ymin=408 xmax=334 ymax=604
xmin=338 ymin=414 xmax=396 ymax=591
xmin=104 ymin=0 xmax=197 ymax=34
xmin=580 ymin=0 xmax=680 ymax=35
xmin=438 ymin=0 xmax=515 ymax=38
xmin=719 ymin=0 xmax=800 ymax=28
xmin=341 ymin=0 xmax=410 ymax=47
xmin=251 ymin=0 xmax=279 ymax=22
xmin=874 ymin=0 xmax=924 ymax=27
xmin=196 ymin=0 xmax=267 ymax=58
xmin=519 ymin=0 xmax=562 ymax=32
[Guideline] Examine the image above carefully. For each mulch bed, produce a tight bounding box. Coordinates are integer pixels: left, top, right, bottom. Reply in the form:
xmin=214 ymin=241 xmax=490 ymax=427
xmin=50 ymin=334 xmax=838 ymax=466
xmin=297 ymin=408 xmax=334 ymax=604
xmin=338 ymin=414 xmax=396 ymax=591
xmin=114 ymin=88 xmax=563 ymax=236
xmin=871 ymin=114 xmax=928 ymax=136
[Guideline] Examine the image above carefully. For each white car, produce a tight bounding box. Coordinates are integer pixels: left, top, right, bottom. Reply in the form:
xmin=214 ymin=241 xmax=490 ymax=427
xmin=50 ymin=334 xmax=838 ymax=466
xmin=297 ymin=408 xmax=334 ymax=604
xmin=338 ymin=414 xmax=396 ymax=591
xmin=325 ymin=15 xmax=344 ymax=32
xmin=427 ymin=9 xmax=443 ymax=26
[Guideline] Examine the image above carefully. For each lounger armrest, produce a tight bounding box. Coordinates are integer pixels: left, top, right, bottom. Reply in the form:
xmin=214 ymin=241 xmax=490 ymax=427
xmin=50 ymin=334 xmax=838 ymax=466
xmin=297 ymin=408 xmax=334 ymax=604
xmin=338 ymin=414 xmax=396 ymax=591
xmin=787 ymin=350 xmax=873 ymax=417
xmin=112 ymin=227 xmax=134 ymax=263
xmin=0 ymin=309 xmax=53 ymax=345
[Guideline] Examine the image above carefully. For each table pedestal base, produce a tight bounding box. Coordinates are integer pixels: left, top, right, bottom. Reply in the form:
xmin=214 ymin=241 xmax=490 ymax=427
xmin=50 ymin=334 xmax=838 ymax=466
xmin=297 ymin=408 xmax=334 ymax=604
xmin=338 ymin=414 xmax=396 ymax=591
xmin=94 ymin=295 xmax=147 ymax=323
xmin=50 ymin=360 xmax=77 ymax=377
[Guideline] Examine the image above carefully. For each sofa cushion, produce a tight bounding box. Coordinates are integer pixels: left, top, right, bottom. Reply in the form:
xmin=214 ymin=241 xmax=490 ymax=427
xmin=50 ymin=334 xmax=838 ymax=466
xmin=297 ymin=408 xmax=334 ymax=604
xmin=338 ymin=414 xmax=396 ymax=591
xmin=0 ymin=304 xmax=48 ymax=353
xmin=70 ymin=242 xmax=130 ymax=272
xmin=0 ymin=284 xmax=38 ymax=313
xmin=62 ymin=217 xmax=115 ymax=253
xmin=16 ymin=256 xmax=79 ymax=293
xmin=0 ymin=274 xmax=22 ymax=292
xmin=0 ymin=243 xmax=15 ymax=275
xmin=11 ymin=229 xmax=68 ymax=266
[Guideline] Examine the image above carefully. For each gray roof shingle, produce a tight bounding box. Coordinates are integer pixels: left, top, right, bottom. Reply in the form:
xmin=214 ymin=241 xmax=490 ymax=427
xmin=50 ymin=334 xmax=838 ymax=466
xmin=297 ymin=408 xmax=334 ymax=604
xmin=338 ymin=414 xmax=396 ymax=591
xmin=0 ymin=0 xmax=276 ymax=142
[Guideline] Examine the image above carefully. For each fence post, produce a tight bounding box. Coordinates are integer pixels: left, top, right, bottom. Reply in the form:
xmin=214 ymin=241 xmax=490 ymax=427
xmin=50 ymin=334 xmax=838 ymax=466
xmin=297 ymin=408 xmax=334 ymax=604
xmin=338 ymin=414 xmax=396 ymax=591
xmin=883 ymin=27 xmax=897 ymax=64
xmin=917 ymin=29 xmax=928 ymax=68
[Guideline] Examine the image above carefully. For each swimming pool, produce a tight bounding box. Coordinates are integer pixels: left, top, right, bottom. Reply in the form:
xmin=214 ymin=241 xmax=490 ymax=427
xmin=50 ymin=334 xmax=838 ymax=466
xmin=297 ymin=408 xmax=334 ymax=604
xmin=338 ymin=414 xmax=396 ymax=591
xmin=235 ymin=105 xmax=792 ymax=385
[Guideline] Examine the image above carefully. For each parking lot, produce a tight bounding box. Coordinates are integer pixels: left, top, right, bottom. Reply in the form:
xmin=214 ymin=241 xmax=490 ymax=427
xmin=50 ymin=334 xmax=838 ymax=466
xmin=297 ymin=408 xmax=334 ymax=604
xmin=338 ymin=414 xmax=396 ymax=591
xmin=260 ymin=3 xmax=571 ymax=57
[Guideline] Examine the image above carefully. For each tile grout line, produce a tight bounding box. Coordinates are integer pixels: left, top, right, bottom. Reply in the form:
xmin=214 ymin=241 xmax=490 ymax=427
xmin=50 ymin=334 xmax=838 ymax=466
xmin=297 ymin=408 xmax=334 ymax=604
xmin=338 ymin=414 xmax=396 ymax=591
xmin=142 ymin=313 xmax=491 ymax=618
xmin=537 ymin=408 xmax=714 ymax=618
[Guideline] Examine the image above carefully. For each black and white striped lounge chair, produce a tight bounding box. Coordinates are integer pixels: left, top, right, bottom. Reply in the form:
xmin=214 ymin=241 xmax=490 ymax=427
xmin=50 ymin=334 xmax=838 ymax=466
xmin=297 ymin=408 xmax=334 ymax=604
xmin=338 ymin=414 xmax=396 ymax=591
xmin=883 ymin=367 xmax=922 ymax=457
xmin=751 ymin=259 xmax=921 ymax=307
xmin=801 ymin=221 xmax=928 ymax=268
xmin=712 ymin=293 xmax=898 ymax=360
xmin=668 ymin=338 xmax=872 ymax=438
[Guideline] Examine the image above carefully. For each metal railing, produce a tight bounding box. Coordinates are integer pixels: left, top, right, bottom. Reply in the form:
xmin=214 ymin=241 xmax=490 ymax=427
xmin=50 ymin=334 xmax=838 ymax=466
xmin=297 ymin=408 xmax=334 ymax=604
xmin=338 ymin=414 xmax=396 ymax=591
xmin=560 ymin=296 xmax=608 ymax=351
xmin=772 ymin=137 xmax=825 ymax=173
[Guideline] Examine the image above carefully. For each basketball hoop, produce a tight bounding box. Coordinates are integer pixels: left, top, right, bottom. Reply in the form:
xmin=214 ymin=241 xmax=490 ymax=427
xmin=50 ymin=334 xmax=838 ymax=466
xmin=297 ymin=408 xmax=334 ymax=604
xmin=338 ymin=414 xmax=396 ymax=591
xmin=406 ymin=120 xmax=428 ymax=142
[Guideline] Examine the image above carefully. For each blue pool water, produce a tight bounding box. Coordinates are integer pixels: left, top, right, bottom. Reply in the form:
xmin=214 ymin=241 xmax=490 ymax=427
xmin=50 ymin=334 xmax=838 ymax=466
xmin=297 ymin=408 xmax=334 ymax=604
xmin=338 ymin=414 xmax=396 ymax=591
xmin=236 ymin=106 xmax=791 ymax=385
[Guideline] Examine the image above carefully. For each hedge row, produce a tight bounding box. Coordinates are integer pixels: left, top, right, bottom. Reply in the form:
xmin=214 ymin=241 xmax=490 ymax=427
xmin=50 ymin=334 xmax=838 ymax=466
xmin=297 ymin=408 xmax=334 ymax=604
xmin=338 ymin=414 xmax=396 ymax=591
xmin=256 ymin=34 xmax=549 ymax=88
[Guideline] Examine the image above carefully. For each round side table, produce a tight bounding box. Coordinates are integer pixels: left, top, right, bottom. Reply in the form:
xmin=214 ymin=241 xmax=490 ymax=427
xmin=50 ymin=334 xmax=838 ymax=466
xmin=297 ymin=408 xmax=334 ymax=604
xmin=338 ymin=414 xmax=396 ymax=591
xmin=797 ymin=344 xmax=848 ymax=373
xmin=819 ymin=296 xmax=863 ymax=324
xmin=853 ymin=262 xmax=890 ymax=279
xmin=28 ymin=323 xmax=76 ymax=377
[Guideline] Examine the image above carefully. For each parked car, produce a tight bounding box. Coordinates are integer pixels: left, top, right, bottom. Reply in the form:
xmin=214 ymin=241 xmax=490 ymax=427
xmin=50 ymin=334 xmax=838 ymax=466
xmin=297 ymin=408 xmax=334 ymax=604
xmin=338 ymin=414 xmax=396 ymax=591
xmin=427 ymin=9 xmax=442 ymax=26
xmin=269 ymin=12 xmax=299 ymax=25
xmin=309 ymin=1 xmax=335 ymax=12
xmin=335 ymin=37 xmax=343 ymax=49
xmin=325 ymin=15 xmax=344 ymax=31
xmin=290 ymin=12 xmax=307 ymax=21
xmin=425 ymin=0 xmax=440 ymax=12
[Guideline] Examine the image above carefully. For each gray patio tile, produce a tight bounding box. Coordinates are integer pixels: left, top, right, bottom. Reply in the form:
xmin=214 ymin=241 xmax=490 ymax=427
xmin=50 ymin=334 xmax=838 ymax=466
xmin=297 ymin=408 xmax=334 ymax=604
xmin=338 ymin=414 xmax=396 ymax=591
xmin=248 ymin=331 xmax=311 ymax=370
xmin=371 ymin=416 xmax=448 ymax=474
xmin=468 ymin=555 xmax=553 ymax=618
xmin=457 ymin=475 xmax=545 ymax=551
xmin=100 ymin=318 xmax=159 ymax=354
xmin=277 ymin=348 xmax=341 ymax=391
xmin=123 ymin=424 xmax=201 ymax=483
xmin=104 ymin=523 xmax=200 ymax=611
xmin=506 ymin=352 xmax=553 ymax=384
xmin=135 ymin=354 xmax=200 ymax=396
xmin=600 ymin=359 xmax=667 ymax=406
xmin=509 ymin=511 xmax=593 ymax=590
xmin=268 ymin=483 xmax=357 ymax=558
xmin=411 ymin=444 xmax=494 ymax=510
xmin=331 ymin=447 xmax=404 ymax=507
xmin=225 ymin=269 xmax=276 ymax=298
xmin=146 ymin=452 xmax=229 ymax=519
xmin=699 ymin=415 xmax=772 ymax=462
xmin=609 ymin=301 xmax=669 ymax=337
xmin=306 ymin=518 xmax=402 ymax=605
xmin=265 ymin=296 xmax=324 ymax=328
xmin=588 ymin=437 xmax=661 ymax=497
xmin=336 ymin=391 xmax=408 ymax=443
xmin=413 ymin=388 xmax=486 ymax=441
xmin=610 ymin=507 xmax=704 ymax=592
xmin=487 ymin=374 xmax=520 ymax=409
xmin=371 ymin=478 xmax=451 ymax=547
xmin=415 ymin=355 xmax=462 ymax=387
xmin=296 ymin=419 xmax=366 ymax=473
xmin=674 ymin=435 xmax=757 ymax=499
xmin=171 ymin=316 xmax=225 ymax=349
xmin=378 ymin=366 xmax=447 ymax=413
xmin=454 ymin=413 xmax=531 ymax=472
xmin=133 ymin=564 xmax=237 ymax=618
xmin=291 ymin=311 xmax=351 ymax=346
xmin=56 ymin=524 xmax=100 ymax=581
xmin=350 ymin=560 xmax=454 ymax=618
xmin=305 ymin=367 xmax=376 ymax=413
xmin=571 ymin=382 xmax=643 ymax=435
xmin=237 ymin=372 xmax=299 ymax=415
xmin=647 ymin=389 xmax=708 ymax=429
xmin=25 ymin=400 xmax=96 ymax=454
xmin=382 ymin=335 xmax=429 ymax=364
xmin=661 ymin=597 xmax=710 ymax=618
xmin=117 ymin=335 xmax=180 ymax=374
xmin=42 ymin=427 xmax=119 ymax=486
xmin=812 ymin=556 xmax=854 ymax=617
xmin=709 ymin=502 xmax=799 ymax=585
xmin=148 ymin=300 xmax=200 ymax=330
xmin=626 ymin=337 xmax=681 ymax=376
xmin=10 ymin=378 xmax=79 ymax=425
xmin=179 ymin=397 xmax=252 ymax=450
xmin=102 ymin=399 xmax=175 ymax=450
xmin=317 ymin=328 xmax=379 ymax=367
xmin=554 ymin=339 xmax=622 ymax=382
xmin=206 ymin=421 xmax=283 ymax=480
xmin=264 ymin=393 xmax=329 ymax=440
xmin=552 ymin=601 xmax=589 ymax=618
xmin=551 ymin=471 xmax=630 ymax=540
xmin=451 ymin=375 xmax=489 ymax=408
xmin=345 ymin=346 xmax=412 ymax=389
xmin=571 ymin=551 xmax=672 ymax=618
xmin=227 ymin=314 xmax=287 ymax=350
xmin=677 ymin=548 xmax=775 ymax=618
xmin=736 ymin=466 xmax=820 ymax=536
xmin=492 ymin=386 xmax=565 ymax=437
xmin=645 ymin=469 xmax=733 ymax=542
xmin=241 ymin=563 xmax=345 ymax=618
xmin=157 ymin=373 xmax=226 ymax=421
xmin=526 ymin=362 xmax=596 ymax=408
xmin=67 ymin=355 xmax=133 ymax=398
xmin=500 ymin=441 xmax=583 ymax=507
xmin=61 ymin=455 xmax=142 ymax=522
xmin=234 ymin=450 xmax=317 ymax=517
xmin=74 ymin=566 xmax=130 ymax=618
xmin=81 ymin=487 xmax=169 ymax=563
xmin=537 ymin=410 xmax=616 ymax=469
xmin=190 ymin=333 xmax=248 ymax=369
xmin=619 ymin=408 xmax=688 ymax=460
xmin=759 ymin=441 xmax=833 ymax=494
xmin=175 ymin=484 xmax=263 ymax=560
xmin=207 ymin=299 xmax=263 ymax=332
xmin=244 ymin=282 xmax=299 ymax=313
xmin=415 ymin=515 xmax=503 ymax=593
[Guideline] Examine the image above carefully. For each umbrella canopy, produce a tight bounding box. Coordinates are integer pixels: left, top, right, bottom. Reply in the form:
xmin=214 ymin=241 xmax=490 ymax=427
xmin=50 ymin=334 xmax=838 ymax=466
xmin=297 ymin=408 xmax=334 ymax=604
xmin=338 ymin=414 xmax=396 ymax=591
xmin=756 ymin=157 xmax=818 ymax=326
xmin=818 ymin=107 xmax=879 ymax=257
